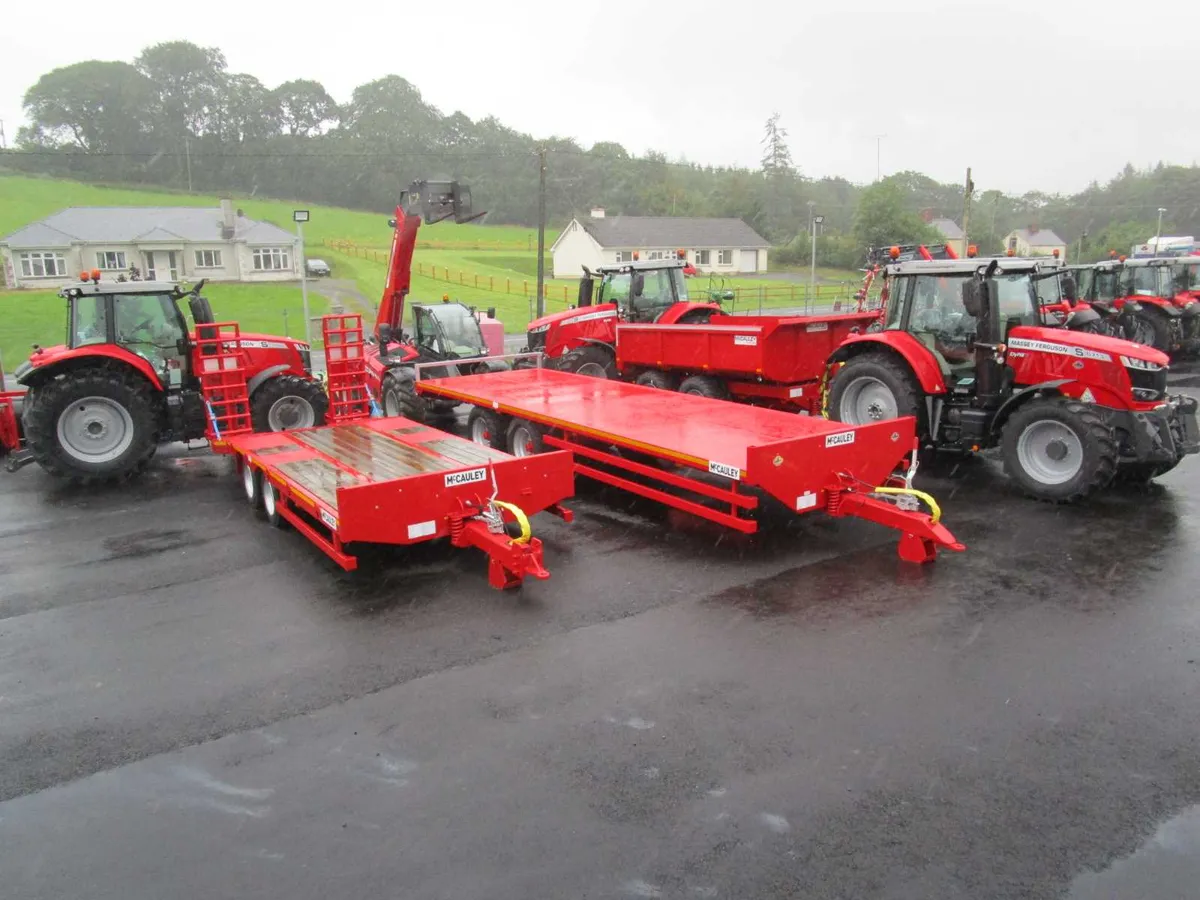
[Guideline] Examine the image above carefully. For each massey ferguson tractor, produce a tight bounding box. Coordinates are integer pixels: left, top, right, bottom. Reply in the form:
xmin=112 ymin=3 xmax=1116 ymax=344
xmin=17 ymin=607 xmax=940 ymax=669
xmin=825 ymin=257 xmax=1200 ymax=500
xmin=2 ymin=273 xmax=326 ymax=483
xmin=521 ymin=252 xmax=722 ymax=377
xmin=363 ymin=179 xmax=505 ymax=423
xmin=1072 ymin=257 xmax=1200 ymax=353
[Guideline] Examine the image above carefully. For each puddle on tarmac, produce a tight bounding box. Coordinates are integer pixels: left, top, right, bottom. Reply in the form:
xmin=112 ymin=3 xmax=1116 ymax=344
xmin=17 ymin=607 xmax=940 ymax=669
xmin=1066 ymin=805 xmax=1200 ymax=900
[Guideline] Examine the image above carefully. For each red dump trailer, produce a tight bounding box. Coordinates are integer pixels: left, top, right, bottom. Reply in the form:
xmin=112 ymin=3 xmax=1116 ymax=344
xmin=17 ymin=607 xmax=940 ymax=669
xmin=417 ymin=367 xmax=964 ymax=564
xmin=614 ymin=311 xmax=880 ymax=413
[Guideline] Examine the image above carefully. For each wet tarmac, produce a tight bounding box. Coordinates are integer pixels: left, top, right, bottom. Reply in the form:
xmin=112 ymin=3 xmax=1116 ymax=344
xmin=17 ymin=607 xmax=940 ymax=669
xmin=1 ymin=369 xmax=1199 ymax=900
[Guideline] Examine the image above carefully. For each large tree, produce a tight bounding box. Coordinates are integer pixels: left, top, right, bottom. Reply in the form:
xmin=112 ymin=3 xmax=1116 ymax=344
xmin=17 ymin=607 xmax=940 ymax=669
xmin=20 ymin=61 xmax=155 ymax=151
xmin=135 ymin=40 xmax=228 ymax=135
xmin=273 ymin=79 xmax=338 ymax=136
xmin=853 ymin=177 xmax=942 ymax=251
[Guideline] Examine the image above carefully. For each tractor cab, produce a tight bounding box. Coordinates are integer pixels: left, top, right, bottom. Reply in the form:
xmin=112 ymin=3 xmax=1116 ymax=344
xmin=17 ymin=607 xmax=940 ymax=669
xmin=412 ymin=300 xmax=490 ymax=360
xmin=579 ymin=256 xmax=695 ymax=323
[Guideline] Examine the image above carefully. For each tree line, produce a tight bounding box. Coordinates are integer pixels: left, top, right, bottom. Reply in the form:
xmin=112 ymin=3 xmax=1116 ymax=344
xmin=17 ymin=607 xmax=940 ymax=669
xmin=5 ymin=39 xmax=1200 ymax=264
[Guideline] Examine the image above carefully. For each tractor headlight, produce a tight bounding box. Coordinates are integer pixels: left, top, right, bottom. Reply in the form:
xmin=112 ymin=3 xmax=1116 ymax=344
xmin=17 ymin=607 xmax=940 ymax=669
xmin=297 ymin=344 xmax=312 ymax=374
xmin=528 ymin=323 xmax=550 ymax=334
xmin=1120 ymin=355 xmax=1163 ymax=371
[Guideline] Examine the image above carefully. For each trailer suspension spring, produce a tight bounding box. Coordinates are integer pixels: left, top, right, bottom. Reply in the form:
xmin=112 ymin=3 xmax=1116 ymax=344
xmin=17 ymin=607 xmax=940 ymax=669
xmin=449 ymin=513 xmax=464 ymax=543
xmin=825 ymin=487 xmax=843 ymax=516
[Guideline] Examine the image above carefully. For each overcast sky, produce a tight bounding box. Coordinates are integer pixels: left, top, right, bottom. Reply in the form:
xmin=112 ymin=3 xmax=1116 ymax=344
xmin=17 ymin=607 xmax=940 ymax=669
xmin=3 ymin=0 xmax=1198 ymax=196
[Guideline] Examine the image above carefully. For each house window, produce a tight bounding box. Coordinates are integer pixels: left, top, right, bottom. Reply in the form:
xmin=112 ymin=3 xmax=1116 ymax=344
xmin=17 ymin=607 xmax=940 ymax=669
xmin=718 ymin=249 xmax=733 ymax=265
xmin=252 ymin=247 xmax=290 ymax=271
xmin=615 ymin=251 xmax=633 ymax=263
xmin=694 ymin=250 xmax=711 ymax=265
xmin=18 ymin=251 xmax=67 ymax=278
xmin=647 ymin=250 xmax=665 ymax=261
xmin=96 ymin=251 xmax=127 ymax=270
xmin=194 ymin=249 xmax=223 ymax=268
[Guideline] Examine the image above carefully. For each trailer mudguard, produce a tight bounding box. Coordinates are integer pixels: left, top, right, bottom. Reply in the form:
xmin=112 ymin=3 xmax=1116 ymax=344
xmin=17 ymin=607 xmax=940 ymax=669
xmin=19 ymin=345 xmax=164 ymax=391
xmin=828 ymin=332 xmax=948 ymax=395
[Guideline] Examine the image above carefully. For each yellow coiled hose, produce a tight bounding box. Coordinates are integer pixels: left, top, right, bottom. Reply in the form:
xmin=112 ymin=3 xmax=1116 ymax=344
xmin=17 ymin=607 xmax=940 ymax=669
xmin=490 ymin=500 xmax=532 ymax=544
xmin=871 ymin=486 xmax=942 ymax=525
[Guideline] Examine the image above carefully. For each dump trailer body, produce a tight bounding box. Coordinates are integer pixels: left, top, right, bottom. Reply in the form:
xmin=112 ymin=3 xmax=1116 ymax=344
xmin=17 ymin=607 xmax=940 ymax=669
xmin=417 ymin=367 xmax=963 ymax=563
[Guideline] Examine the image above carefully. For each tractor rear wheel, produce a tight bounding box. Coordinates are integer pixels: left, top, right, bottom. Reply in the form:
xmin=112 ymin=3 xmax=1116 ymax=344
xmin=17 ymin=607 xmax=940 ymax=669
xmin=827 ymin=354 xmax=925 ymax=433
xmin=1001 ymin=398 xmax=1117 ymax=502
xmin=635 ymin=370 xmax=677 ymax=391
xmin=1127 ymin=306 xmax=1173 ymax=352
xmin=22 ymin=366 xmax=158 ymax=484
xmin=559 ymin=345 xmax=616 ymax=379
xmin=467 ymin=407 xmax=509 ymax=450
xmin=251 ymin=375 xmax=329 ymax=432
xmin=381 ymin=371 xmax=425 ymax=423
xmin=678 ymin=375 xmax=728 ymax=399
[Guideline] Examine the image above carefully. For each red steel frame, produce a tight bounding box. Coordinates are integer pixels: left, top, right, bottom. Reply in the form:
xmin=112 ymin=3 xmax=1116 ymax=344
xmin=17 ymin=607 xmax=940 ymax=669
xmin=0 ymin=391 xmax=20 ymax=455
xmin=202 ymin=314 xmax=575 ymax=589
xmin=417 ymin=368 xmax=965 ymax=563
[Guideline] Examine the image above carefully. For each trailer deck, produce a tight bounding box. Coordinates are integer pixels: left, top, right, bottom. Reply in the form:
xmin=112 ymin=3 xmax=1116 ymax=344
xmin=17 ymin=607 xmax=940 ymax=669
xmin=205 ymin=315 xmax=574 ymax=589
xmin=418 ymin=368 xmax=964 ymax=562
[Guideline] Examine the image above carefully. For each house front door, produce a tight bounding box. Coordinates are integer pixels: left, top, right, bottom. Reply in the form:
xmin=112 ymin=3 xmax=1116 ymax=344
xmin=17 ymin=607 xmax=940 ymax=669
xmin=143 ymin=251 xmax=180 ymax=282
xmin=143 ymin=251 xmax=156 ymax=280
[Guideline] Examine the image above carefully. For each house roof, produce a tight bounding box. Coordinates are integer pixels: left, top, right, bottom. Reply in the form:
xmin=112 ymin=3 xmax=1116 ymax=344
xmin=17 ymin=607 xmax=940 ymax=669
xmin=570 ymin=215 xmax=771 ymax=250
xmin=1010 ymin=227 xmax=1066 ymax=247
xmin=1 ymin=207 xmax=296 ymax=249
xmin=930 ymin=218 xmax=965 ymax=240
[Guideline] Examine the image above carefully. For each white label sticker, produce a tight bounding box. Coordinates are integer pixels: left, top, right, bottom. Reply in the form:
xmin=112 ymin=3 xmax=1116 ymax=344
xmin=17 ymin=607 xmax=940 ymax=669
xmin=824 ymin=430 xmax=856 ymax=448
xmin=733 ymin=335 xmax=758 ymax=346
xmin=806 ymin=322 xmax=829 ymax=333
xmin=1007 ymin=337 xmax=1111 ymax=362
xmin=708 ymin=460 xmax=741 ymax=481
xmin=796 ymin=491 xmax=818 ymax=510
xmin=788 ymin=386 xmax=805 ymax=398
xmin=445 ymin=467 xmax=488 ymax=487
xmin=320 ymin=509 xmax=337 ymax=530
xmin=407 ymin=520 xmax=436 ymax=539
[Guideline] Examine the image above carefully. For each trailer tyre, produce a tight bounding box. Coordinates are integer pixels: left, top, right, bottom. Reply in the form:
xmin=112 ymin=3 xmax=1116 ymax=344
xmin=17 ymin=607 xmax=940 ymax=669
xmin=678 ymin=375 xmax=729 ymax=400
xmin=559 ymin=345 xmax=617 ymax=379
xmin=635 ymin=370 xmax=677 ymax=391
xmin=241 ymin=459 xmax=262 ymax=507
xmin=1001 ymin=398 xmax=1117 ymax=502
xmin=827 ymin=354 xmax=924 ymax=433
xmin=467 ymin=407 xmax=509 ymax=450
xmin=381 ymin=371 xmax=426 ymax=423
xmin=22 ymin=366 xmax=158 ymax=484
xmin=251 ymin=375 xmax=329 ymax=432
xmin=506 ymin=419 xmax=545 ymax=457
xmin=262 ymin=477 xmax=284 ymax=527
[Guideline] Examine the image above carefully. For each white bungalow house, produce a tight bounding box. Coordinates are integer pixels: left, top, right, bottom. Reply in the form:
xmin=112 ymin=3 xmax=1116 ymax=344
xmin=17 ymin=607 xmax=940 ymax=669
xmin=551 ymin=208 xmax=770 ymax=279
xmin=1 ymin=199 xmax=301 ymax=289
xmin=1002 ymin=227 xmax=1068 ymax=261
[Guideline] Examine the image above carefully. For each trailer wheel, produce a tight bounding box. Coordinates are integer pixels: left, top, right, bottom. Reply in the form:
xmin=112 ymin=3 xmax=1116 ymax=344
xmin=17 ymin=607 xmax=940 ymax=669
xmin=1127 ymin=306 xmax=1173 ymax=351
xmin=381 ymin=371 xmax=426 ymax=423
xmin=559 ymin=345 xmax=617 ymax=379
xmin=241 ymin=459 xmax=261 ymax=507
xmin=1001 ymin=398 xmax=1117 ymax=502
xmin=678 ymin=375 xmax=729 ymax=400
xmin=826 ymin=354 xmax=924 ymax=432
xmin=251 ymin=375 xmax=329 ymax=432
xmin=635 ymin=370 xmax=677 ymax=391
xmin=506 ymin=419 xmax=545 ymax=457
xmin=261 ymin=477 xmax=284 ymax=527
xmin=467 ymin=407 xmax=509 ymax=450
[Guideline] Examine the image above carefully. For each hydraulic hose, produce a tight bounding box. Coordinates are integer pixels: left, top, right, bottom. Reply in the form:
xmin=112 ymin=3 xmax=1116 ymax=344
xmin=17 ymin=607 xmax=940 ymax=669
xmin=491 ymin=500 xmax=531 ymax=544
xmin=871 ymin=486 xmax=942 ymax=525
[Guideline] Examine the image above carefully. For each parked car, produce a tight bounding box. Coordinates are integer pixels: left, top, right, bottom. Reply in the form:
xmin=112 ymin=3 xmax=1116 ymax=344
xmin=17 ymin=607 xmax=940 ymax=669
xmin=306 ymin=258 xmax=331 ymax=277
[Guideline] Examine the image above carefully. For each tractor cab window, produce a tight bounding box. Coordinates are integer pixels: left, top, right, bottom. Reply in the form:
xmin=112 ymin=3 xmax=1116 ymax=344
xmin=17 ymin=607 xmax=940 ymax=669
xmin=1185 ymin=263 xmax=1200 ymax=291
xmin=670 ymin=267 xmax=689 ymax=301
xmin=993 ymin=274 xmax=1038 ymax=327
xmin=415 ymin=304 xmax=486 ymax=358
xmin=114 ymin=293 xmax=187 ymax=384
xmin=882 ymin=276 xmax=910 ymax=330
xmin=1093 ymin=271 xmax=1119 ymax=303
xmin=599 ymin=272 xmax=632 ymax=305
xmin=1035 ymin=272 xmax=1063 ymax=307
xmin=1126 ymin=266 xmax=1165 ymax=297
xmin=627 ymin=268 xmax=675 ymax=322
xmin=70 ymin=295 xmax=111 ymax=348
xmin=907 ymin=274 xmax=975 ymax=373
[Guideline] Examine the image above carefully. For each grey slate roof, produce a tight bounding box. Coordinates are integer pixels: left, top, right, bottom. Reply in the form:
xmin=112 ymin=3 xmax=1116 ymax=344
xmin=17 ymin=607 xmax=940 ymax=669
xmin=578 ymin=216 xmax=770 ymax=249
xmin=1012 ymin=227 xmax=1065 ymax=247
xmin=930 ymin=218 xmax=965 ymax=240
xmin=1 ymin=207 xmax=296 ymax=249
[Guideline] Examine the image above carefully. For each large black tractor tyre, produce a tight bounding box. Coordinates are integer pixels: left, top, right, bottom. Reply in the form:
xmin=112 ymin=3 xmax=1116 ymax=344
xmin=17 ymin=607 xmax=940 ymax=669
xmin=1000 ymin=398 xmax=1118 ymax=502
xmin=251 ymin=375 xmax=329 ymax=432
xmin=22 ymin=366 xmax=158 ymax=484
xmin=635 ymin=369 xmax=678 ymax=391
xmin=380 ymin=370 xmax=426 ymax=424
xmin=558 ymin=345 xmax=617 ymax=379
xmin=678 ymin=375 xmax=729 ymax=400
xmin=675 ymin=309 xmax=715 ymax=325
xmin=1127 ymin=306 xmax=1174 ymax=352
xmin=826 ymin=354 xmax=926 ymax=434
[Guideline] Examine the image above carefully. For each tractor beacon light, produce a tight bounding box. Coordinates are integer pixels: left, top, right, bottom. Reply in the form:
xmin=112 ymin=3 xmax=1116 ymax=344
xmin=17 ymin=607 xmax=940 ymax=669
xmin=79 ymin=272 xmax=89 ymax=282
xmin=633 ymin=251 xmax=640 ymax=260
xmin=1007 ymin=249 xmax=1016 ymax=257
xmin=889 ymin=246 xmax=901 ymax=259
xmin=90 ymin=268 xmax=101 ymax=282
xmin=1053 ymin=249 xmax=1060 ymax=258
xmin=967 ymin=245 xmax=978 ymax=258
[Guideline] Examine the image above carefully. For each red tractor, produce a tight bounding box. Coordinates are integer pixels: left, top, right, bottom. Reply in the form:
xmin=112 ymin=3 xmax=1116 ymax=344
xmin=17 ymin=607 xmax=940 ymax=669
xmin=825 ymin=257 xmax=1200 ymax=500
xmin=3 ymin=274 xmax=326 ymax=483
xmin=521 ymin=252 xmax=723 ymax=378
xmin=1073 ymin=257 xmax=1200 ymax=353
xmin=363 ymin=179 xmax=505 ymax=423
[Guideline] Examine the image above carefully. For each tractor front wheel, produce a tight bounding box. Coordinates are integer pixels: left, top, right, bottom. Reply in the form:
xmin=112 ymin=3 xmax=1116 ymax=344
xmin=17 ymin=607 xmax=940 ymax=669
xmin=22 ymin=366 xmax=158 ymax=484
xmin=251 ymin=375 xmax=329 ymax=432
xmin=559 ymin=345 xmax=617 ymax=379
xmin=827 ymin=354 xmax=925 ymax=432
xmin=381 ymin=371 xmax=426 ymax=423
xmin=1001 ymin=398 xmax=1117 ymax=502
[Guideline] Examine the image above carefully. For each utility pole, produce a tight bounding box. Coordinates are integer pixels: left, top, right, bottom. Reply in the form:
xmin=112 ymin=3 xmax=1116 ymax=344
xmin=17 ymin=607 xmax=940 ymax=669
xmin=294 ymin=210 xmax=311 ymax=346
xmin=185 ymin=138 xmax=193 ymax=193
xmin=960 ymin=167 xmax=974 ymax=255
xmin=0 ymin=119 xmax=7 ymax=150
xmin=536 ymin=146 xmax=547 ymax=318
xmin=874 ymin=134 xmax=886 ymax=182
xmin=807 ymin=201 xmax=817 ymax=308
xmin=1155 ymin=207 xmax=1167 ymax=252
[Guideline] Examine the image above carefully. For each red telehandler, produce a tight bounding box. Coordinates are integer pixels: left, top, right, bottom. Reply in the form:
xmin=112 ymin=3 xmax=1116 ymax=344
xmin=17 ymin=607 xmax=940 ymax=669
xmin=362 ymin=180 xmax=507 ymax=423
xmin=1 ymin=274 xmax=326 ymax=483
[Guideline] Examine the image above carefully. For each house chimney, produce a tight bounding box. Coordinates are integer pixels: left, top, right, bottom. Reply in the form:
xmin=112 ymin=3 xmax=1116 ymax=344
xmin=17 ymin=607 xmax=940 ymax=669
xmin=590 ymin=207 xmax=606 ymax=219
xmin=220 ymin=198 xmax=235 ymax=238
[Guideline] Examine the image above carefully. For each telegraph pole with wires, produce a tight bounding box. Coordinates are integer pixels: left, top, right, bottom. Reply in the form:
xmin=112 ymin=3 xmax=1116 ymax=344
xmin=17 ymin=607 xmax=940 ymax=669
xmin=536 ymin=146 xmax=547 ymax=318
xmin=960 ymin=167 xmax=974 ymax=254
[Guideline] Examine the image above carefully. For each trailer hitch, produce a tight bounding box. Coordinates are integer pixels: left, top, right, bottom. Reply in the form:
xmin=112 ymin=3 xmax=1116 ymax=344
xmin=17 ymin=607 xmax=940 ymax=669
xmin=824 ymin=472 xmax=965 ymax=564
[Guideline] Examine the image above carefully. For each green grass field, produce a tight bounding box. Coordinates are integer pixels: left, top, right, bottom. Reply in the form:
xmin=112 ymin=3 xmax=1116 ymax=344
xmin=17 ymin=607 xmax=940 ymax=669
xmin=0 ymin=282 xmax=327 ymax=369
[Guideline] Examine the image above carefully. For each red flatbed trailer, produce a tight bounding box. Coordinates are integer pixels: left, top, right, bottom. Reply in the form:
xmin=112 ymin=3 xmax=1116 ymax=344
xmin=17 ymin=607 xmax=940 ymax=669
xmin=417 ymin=367 xmax=964 ymax=563
xmin=614 ymin=311 xmax=880 ymax=413
xmin=204 ymin=315 xmax=575 ymax=589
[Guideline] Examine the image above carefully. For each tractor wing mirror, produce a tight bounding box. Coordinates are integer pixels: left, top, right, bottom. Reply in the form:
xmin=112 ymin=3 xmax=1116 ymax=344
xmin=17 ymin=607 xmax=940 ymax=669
xmin=378 ymin=323 xmax=393 ymax=346
xmin=632 ymin=274 xmax=645 ymax=296
xmin=1061 ymin=273 xmax=1078 ymax=304
xmin=962 ymin=279 xmax=987 ymax=318
xmin=578 ymin=278 xmax=594 ymax=307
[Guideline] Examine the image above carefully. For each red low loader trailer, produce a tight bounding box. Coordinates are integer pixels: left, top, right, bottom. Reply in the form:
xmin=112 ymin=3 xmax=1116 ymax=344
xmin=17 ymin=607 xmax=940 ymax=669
xmin=201 ymin=314 xmax=574 ymax=589
xmin=613 ymin=311 xmax=880 ymax=413
xmin=416 ymin=367 xmax=965 ymax=564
